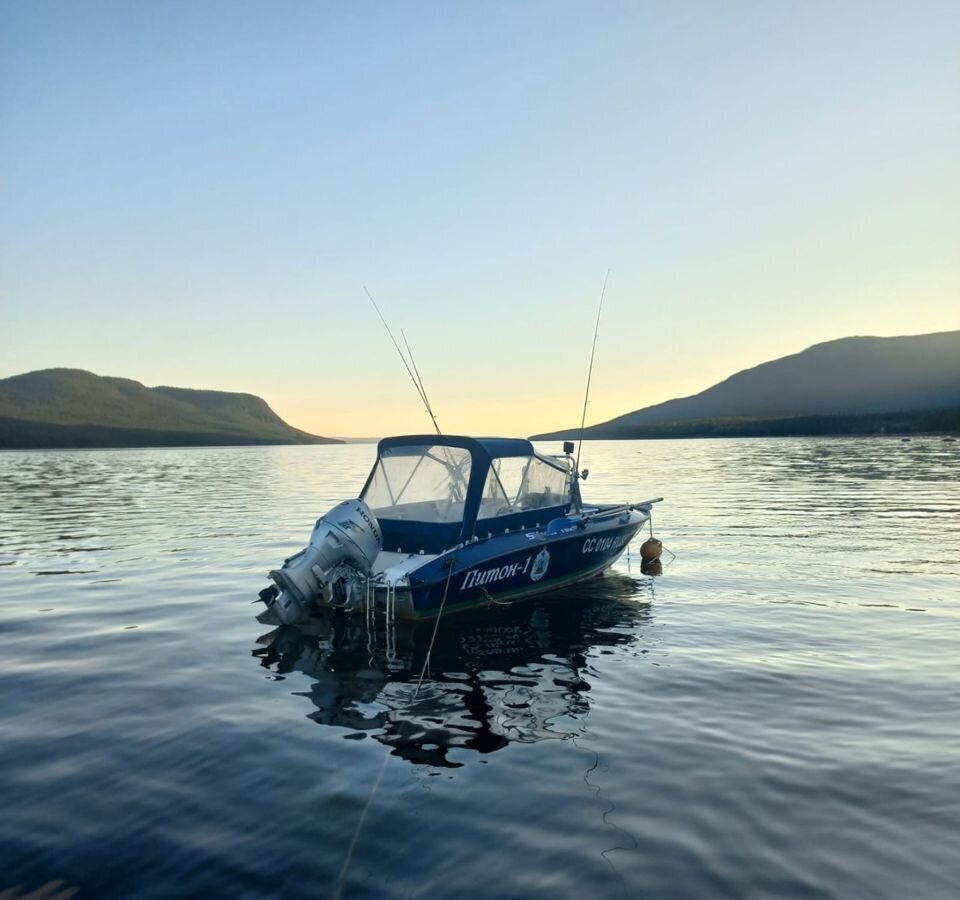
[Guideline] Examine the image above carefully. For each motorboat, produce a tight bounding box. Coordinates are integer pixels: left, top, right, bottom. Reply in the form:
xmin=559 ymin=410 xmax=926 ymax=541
xmin=258 ymin=434 xmax=662 ymax=624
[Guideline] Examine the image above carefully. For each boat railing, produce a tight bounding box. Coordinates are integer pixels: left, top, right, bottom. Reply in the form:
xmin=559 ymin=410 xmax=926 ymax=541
xmin=580 ymin=498 xmax=664 ymax=524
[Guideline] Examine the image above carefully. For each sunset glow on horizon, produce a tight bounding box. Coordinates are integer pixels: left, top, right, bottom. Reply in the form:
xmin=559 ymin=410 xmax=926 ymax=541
xmin=3 ymin=2 xmax=958 ymax=438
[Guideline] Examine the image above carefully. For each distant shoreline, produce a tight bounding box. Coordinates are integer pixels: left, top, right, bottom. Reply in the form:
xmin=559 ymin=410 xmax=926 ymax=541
xmin=0 ymin=443 xmax=344 ymax=452
xmin=550 ymin=429 xmax=960 ymax=442
xmin=534 ymin=331 xmax=960 ymax=441
xmin=3 ymin=433 xmax=957 ymax=453
xmin=0 ymin=417 xmax=342 ymax=450
xmin=0 ymin=369 xmax=342 ymax=449
xmin=531 ymin=407 xmax=960 ymax=442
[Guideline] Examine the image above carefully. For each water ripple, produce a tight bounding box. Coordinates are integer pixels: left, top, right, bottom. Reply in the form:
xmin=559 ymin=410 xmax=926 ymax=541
xmin=1 ymin=438 xmax=958 ymax=899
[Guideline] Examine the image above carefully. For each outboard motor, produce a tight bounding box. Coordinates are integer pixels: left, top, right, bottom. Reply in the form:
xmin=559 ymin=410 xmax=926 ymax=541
xmin=264 ymin=499 xmax=381 ymax=624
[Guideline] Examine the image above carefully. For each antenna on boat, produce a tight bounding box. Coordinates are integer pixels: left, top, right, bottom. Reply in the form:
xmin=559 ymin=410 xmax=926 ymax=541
xmin=363 ymin=285 xmax=441 ymax=434
xmin=574 ymin=269 xmax=610 ymax=477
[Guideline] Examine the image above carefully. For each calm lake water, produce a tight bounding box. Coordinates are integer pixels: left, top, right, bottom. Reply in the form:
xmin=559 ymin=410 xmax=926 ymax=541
xmin=1 ymin=438 xmax=958 ymax=899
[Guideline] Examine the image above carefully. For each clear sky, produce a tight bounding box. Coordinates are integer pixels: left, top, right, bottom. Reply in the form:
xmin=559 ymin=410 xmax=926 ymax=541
xmin=2 ymin=1 xmax=958 ymax=438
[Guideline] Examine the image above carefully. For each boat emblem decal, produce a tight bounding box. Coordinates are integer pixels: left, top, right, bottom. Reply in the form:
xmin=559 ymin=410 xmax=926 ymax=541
xmin=530 ymin=548 xmax=550 ymax=582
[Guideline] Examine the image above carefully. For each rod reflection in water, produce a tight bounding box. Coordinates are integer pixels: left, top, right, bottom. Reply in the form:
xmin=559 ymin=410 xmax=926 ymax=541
xmin=252 ymin=572 xmax=657 ymax=767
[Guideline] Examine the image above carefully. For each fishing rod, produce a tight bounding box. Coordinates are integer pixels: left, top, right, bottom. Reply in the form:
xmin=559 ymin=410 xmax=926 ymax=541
xmin=574 ymin=269 xmax=610 ymax=476
xmin=363 ymin=285 xmax=441 ymax=435
xmin=400 ymin=329 xmax=439 ymax=431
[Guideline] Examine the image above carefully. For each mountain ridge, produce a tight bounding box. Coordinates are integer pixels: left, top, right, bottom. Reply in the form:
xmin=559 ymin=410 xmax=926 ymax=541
xmin=532 ymin=330 xmax=960 ymax=440
xmin=0 ymin=368 xmax=341 ymax=448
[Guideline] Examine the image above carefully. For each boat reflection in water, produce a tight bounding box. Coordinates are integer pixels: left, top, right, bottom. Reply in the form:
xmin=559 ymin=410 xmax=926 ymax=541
xmin=252 ymin=570 xmax=657 ymax=767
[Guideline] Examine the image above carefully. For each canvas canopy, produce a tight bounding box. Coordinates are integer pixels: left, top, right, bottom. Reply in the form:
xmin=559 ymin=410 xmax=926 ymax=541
xmin=360 ymin=435 xmax=572 ymax=553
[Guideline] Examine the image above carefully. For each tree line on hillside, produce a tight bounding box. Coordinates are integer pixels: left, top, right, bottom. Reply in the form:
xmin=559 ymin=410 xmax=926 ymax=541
xmin=566 ymin=407 xmax=960 ymax=440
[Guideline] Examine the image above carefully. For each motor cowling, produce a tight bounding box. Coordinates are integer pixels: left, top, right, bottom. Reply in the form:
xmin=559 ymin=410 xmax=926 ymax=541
xmin=267 ymin=499 xmax=381 ymax=624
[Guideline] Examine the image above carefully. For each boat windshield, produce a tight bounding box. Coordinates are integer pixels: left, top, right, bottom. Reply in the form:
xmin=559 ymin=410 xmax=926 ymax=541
xmin=361 ymin=444 xmax=472 ymax=524
xmin=477 ymin=455 xmax=570 ymax=520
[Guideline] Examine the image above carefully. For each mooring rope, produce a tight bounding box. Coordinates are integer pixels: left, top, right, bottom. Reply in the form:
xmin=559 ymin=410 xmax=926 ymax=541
xmin=333 ymin=561 xmax=458 ymax=894
xmin=330 ymin=750 xmax=391 ymax=900
xmin=413 ymin=557 xmax=456 ymax=698
xmin=334 ymin=565 xmax=459 ymax=896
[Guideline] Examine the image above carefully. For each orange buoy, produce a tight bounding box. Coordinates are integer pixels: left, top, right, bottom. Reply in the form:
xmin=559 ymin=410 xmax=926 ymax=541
xmin=639 ymin=537 xmax=663 ymax=562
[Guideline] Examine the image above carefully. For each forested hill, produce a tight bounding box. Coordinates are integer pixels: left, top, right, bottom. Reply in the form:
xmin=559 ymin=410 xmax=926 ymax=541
xmin=0 ymin=369 xmax=341 ymax=448
xmin=533 ymin=330 xmax=960 ymax=440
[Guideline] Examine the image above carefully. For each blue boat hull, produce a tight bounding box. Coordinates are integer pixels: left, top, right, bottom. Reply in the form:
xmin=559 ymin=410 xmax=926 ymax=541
xmin=395 ymin=515 xmax=645 ymax=618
